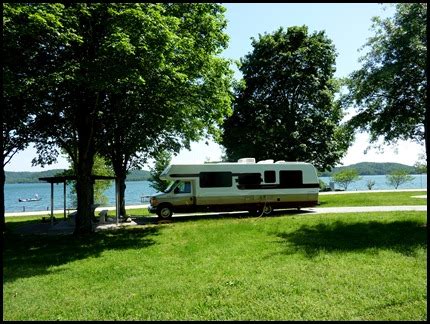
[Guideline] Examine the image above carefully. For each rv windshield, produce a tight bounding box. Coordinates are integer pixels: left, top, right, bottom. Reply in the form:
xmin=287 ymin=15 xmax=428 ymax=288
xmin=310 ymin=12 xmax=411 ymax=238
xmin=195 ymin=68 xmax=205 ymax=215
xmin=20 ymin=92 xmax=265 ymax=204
xmin=164 ymin=180 xmax=179 ymax=193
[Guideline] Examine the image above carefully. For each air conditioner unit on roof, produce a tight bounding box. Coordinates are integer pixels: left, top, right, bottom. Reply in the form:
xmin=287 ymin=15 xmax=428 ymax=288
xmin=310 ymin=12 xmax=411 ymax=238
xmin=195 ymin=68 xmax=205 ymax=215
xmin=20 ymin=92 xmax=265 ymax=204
xmin=237 ymin=158 xmax=256 ymax=164
xmin=257 ymin=159 xmax=274 ymax=164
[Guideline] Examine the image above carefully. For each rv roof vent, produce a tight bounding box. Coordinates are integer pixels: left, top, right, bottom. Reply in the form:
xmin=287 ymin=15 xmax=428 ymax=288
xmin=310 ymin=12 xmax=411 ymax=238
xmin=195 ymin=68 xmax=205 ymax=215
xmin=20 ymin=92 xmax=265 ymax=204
xmin=257 ymin=159 xmax=274 ymax=164
xmin=275 ymin=160 xmax=286 ymax=164
xmin=238 ymin=158 xmax=256 ymax=164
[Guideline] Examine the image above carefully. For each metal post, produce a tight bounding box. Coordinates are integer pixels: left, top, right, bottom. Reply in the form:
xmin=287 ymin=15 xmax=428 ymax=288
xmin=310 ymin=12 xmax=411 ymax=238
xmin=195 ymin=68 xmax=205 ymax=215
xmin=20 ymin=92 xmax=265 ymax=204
xmin=115 ymin=178 xmax=119 ymax=225
xmin=63 ymin=181 xmax=67 ymax=220
xmin=50 ymin=182 xmax=54 ymax=226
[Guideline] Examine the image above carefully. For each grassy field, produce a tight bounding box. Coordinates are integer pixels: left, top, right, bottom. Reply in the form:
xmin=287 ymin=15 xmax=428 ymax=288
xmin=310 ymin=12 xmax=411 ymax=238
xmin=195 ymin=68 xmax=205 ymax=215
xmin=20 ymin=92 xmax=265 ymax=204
xmin=318 ymin=190 xmax=427 ymax=207
xmin=3 ymin=206 xmax=427 ymax=320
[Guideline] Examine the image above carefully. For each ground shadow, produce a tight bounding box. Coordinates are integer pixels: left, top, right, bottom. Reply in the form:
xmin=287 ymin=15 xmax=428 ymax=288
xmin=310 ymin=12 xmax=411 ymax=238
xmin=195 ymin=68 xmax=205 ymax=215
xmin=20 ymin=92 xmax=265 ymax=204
xmin=3 ymin=226 xmax=160 ymax=283
xmin=274 ymin=220 xmax=427 ymax=258
xmin=132 ymin=208 xmax=314 ymax=225
xmin=4 ymin=208 xmax=312 ymax=284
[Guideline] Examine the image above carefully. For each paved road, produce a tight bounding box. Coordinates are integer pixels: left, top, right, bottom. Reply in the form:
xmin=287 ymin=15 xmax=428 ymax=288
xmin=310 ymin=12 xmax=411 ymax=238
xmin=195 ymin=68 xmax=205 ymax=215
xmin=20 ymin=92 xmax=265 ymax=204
xmin=6 ymin=204 xmax=427 ymax=218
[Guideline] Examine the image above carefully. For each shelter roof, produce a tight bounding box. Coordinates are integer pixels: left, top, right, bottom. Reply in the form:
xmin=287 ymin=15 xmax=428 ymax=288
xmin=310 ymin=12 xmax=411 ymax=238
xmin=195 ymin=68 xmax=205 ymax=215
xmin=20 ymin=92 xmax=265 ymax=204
xmin=39 ymin=175 xmax=117 ymax=183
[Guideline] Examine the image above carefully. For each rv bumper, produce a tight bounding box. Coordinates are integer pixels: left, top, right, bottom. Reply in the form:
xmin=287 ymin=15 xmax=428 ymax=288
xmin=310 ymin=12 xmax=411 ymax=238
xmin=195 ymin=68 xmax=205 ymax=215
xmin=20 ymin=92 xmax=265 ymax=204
xmin=148 ymin=205 xmax=158 ymax=214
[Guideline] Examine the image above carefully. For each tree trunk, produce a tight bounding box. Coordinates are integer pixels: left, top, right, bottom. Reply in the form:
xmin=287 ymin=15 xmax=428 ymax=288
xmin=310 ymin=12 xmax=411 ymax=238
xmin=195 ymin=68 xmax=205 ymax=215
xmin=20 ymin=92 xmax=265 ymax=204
xmin=425 ymin=103 xmax=428 ymax=165
xmin=1 ymin=157 xmax=6 ymax=235
xmin=113 ymin=164 xmax=127 ymax=218
xmin=119 ymin=176 xmax=127 ymax=218
xmin=73 ymin=108 xmax=96 ymax=236
xmin=74 ymin=158 xmax=94 ymax=236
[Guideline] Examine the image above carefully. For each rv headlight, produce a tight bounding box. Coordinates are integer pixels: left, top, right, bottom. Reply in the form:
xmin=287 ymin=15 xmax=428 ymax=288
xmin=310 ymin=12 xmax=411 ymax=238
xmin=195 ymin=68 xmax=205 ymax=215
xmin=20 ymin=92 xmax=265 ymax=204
xmin=150 ymin=197 xmax=158 ymax=206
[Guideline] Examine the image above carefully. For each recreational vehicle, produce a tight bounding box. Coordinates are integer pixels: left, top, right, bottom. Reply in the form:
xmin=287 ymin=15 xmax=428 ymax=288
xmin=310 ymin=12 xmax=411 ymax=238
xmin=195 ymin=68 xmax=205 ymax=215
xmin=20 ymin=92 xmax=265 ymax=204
xmin=148 ymin=158 xmax=320 ymax=219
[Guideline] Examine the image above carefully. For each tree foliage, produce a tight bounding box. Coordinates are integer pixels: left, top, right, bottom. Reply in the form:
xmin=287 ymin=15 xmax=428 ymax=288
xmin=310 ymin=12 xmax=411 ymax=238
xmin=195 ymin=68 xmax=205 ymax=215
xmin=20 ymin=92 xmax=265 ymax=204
xmin=414 ymin=154 xmax=427 ymax=174
xmin=95 ymin=3 xmax=233 ymax=216
xmin=149 ymin=151 xmax=172 ymax=193
xmin=344 ymin=4 xmax=427 ymax=159
xmin=59 ymin=154 xmax=114 ymax=207
xmin=221 ymin=26 xmax=352 ymax=171
xmin=2 ymin=3 xmax=71 ymax=231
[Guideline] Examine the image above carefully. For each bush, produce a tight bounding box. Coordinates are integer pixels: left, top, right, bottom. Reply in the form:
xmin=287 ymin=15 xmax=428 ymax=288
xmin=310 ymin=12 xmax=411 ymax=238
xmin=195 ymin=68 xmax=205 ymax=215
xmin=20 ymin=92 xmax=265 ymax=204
xmin=331 ymin=168 xmax=361 ymax=191
xmin=386 ymin=169 xmax=414 ymax=189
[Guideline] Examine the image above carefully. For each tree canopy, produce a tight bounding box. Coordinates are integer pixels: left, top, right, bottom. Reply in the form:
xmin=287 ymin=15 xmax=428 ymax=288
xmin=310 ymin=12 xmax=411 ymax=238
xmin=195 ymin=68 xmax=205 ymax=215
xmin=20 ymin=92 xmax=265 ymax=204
xmin=221 ymin=26 xmax=352 ymax=171
xmin=344 ymin=3 xmax=427 ymax=160
xmin=95 ymin=3 xmax=233 ymax=216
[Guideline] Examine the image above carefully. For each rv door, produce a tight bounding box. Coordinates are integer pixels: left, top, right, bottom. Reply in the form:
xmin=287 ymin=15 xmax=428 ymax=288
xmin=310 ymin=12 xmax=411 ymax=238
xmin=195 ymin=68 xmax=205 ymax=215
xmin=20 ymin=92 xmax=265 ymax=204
xmin=171 ymin=180 xmax=195 ymax=207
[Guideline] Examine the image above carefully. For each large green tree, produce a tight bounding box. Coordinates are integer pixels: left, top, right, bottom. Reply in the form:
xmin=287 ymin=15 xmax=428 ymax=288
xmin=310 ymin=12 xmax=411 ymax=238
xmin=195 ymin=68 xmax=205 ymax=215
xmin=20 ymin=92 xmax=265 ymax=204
xmin=2 ymin=3 xmax=75 ymax=232
xmin=221 ymin=26 xmax=352 ymax=171
xmin=3 ymin=3 xmax=232 ymax=234
xmin=344 ymin=3 xmax=427 ymax=161
xmin=96 ymin=3 xmax=232 ymax=217
xmin=4 ymin=3 xmax=122 ymax=235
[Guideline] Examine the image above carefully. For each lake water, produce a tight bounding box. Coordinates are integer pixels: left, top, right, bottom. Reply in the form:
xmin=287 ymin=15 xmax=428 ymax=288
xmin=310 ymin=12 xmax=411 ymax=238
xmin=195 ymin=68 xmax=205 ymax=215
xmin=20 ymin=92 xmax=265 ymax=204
xmin=319 ymin=174 xmax=427 ymax=192
xmin=4 ymin=180 xmax=157 ymax=213
xmin=4 ymin=174 xmax=427 ymax=213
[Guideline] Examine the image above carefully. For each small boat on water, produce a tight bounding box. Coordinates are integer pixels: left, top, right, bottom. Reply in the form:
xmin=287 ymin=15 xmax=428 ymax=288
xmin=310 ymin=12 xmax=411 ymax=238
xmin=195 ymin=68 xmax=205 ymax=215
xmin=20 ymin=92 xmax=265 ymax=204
xmin=18 ymin=194 xmax=42 ymax=202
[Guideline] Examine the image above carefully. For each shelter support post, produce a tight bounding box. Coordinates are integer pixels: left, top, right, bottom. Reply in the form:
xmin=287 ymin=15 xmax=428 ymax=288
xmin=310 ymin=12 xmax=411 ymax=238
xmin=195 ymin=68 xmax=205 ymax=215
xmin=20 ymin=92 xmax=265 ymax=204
xmin=63 ymin=182 xmax=67 ymax=220
xmin=50 ymin=182 xmax=54 ymax=226
xmin=115 ymin=178 xmax=119 ymax=225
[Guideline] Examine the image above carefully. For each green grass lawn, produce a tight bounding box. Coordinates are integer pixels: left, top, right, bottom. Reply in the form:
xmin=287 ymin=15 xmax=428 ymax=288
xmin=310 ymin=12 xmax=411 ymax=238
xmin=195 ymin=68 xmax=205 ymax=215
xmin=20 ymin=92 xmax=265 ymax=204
xmin=3 ymin=209 xmax=427 ymax=320
xmin=318 ymin=190 xmax=426 ymax=207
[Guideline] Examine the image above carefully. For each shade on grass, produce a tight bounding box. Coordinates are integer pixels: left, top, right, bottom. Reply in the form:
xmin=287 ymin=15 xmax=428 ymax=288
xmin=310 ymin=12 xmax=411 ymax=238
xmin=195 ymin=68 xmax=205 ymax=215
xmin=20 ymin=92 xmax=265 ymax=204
xmin=3 ymin=210 xmax=426 ymax=321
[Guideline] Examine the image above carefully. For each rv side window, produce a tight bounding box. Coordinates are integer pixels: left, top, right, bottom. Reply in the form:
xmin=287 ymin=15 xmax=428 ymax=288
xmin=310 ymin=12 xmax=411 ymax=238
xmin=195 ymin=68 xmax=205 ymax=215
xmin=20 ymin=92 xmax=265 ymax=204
xmin=279 ymin=170 xmax=303 ymax=188
xmin=174 ymin=181 xmax=191 ymax=194
xmin=199 ymin=172 xmax=232 ymax=188
xmin=264 ymin=171 xmax=276 ymax=183
xmin=237 ymin=173 xmax=262 ymax=189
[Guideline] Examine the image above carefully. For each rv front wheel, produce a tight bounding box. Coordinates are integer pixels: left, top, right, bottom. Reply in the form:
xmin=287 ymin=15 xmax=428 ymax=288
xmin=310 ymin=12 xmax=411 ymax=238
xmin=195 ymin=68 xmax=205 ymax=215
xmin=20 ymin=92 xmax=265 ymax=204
xmin=157 ymin=205 xmax=173 ymax=219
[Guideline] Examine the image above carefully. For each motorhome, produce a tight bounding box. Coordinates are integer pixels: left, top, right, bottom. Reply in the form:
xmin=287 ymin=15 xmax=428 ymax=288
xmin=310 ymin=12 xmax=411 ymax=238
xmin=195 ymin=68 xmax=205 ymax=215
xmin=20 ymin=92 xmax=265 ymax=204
xmin=148 ymin=158 xmax=320 ymax=219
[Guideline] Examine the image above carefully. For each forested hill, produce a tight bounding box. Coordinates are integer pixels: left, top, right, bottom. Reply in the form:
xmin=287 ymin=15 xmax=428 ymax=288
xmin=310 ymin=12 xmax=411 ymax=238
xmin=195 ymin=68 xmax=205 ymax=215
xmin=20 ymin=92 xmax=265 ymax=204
xmin=5 ymin=169 xmax=151 ymax=184
xmin=320 ymin=162 xmax=419 ymax=176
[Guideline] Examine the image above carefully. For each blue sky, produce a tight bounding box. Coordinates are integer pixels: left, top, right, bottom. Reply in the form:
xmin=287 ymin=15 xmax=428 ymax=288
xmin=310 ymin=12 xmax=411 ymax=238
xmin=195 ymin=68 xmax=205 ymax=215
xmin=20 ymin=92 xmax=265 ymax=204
xmin=5 ymin=3 xmax=425 ymax=171
xmin=222 ymin=3 xmax=394 ymax=79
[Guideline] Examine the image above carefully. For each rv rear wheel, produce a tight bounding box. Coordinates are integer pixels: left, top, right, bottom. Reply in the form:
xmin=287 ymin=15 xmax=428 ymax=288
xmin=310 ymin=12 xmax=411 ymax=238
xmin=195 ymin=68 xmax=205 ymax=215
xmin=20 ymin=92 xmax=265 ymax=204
xmin=248 ymin=204 xmax=273 ymax=216
xmin=157 ymin=205 xmax=173 ymax=219
xmin=262 ymin=204 xmax=273 ymax=215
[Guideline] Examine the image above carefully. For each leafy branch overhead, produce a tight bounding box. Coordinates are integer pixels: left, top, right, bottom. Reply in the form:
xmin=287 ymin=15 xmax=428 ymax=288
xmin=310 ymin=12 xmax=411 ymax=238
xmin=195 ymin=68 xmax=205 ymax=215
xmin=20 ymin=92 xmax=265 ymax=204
xmin=344 ymin=4 xmax=427 ymax=156
xmin=3 ymin=3 xmax=233 ymax=234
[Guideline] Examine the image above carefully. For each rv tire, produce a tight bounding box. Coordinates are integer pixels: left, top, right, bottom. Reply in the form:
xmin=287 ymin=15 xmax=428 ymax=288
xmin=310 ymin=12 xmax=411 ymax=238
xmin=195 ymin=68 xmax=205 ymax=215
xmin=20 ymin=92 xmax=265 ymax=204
xmin=263 ymin=204 xmax=273 ymax=215
xmin=157 ymin=204 xmax=173 ymax=219
xmin=248 ymin=204 xmax=273 ymax=216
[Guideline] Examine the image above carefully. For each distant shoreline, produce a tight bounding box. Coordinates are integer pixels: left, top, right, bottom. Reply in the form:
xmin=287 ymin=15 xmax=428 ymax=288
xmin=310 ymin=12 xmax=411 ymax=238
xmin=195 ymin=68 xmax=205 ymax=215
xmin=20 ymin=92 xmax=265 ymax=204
xmin=4 ymin=161 xmax=426 ymax=184
xmin=4 ymin=169 xmax=151 ymax=184
xmin=5 ymin=178 xmax=150 ymax=185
